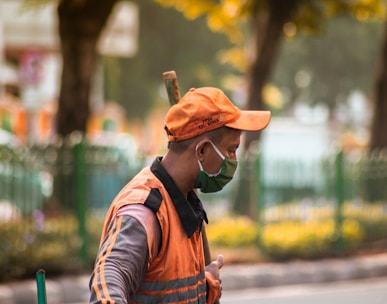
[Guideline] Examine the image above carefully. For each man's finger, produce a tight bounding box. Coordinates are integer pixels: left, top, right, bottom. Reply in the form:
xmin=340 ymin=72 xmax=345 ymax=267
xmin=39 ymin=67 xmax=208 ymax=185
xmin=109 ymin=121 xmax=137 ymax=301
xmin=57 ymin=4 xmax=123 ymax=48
xmin=216 ymin=254 xmax=224 ymax=269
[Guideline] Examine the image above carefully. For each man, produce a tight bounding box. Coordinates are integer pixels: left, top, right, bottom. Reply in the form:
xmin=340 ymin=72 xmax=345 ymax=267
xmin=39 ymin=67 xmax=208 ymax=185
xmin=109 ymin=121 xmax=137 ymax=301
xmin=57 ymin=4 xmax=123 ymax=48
xmin=89 ymin=87 xmax=270 ymax=303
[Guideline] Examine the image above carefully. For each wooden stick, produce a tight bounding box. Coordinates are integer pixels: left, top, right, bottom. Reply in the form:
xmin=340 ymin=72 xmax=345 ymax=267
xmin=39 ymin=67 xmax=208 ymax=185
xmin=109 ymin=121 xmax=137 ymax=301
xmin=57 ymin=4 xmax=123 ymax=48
xmin=163 ymin=71 xmax=181 ymax=105
xmin=162 ymin=71 xmax=220 ymax=303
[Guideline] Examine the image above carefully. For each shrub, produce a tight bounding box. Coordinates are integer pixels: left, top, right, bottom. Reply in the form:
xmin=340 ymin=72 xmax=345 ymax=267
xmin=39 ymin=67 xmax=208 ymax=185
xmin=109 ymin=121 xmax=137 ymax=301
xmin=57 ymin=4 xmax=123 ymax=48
xmin=260 ymin=219 xmax=363 ymax=260
xmin=0 ymin=213 xmax=104 ymax=282
xmin=343 ymin=202 xmax=387 ymax=244
xmin=206 ymin=216 xmax=259 ymax=247
xmin=263 ymin=201 xmax=387 ymax=248
xmin=1 ymin=200 xmax=385 ymax=281
xmin=205 ymin=211 xmax=365 ymax=261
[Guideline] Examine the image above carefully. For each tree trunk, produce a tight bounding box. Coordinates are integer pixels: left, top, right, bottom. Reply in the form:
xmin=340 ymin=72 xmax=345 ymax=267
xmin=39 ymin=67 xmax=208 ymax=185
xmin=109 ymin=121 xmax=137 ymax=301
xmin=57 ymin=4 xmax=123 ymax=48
xmin=56 ymin=0 xmax=117 ymax=137
xmin=233 ymin=0 xmax=298 ymax=219
xmin=363 ymin=21 xmax=387 ymax=203
xmin=245 ymin=0 xmax=298 ymax=149
xmin=370 ymin=21 xmax=387 ymax=151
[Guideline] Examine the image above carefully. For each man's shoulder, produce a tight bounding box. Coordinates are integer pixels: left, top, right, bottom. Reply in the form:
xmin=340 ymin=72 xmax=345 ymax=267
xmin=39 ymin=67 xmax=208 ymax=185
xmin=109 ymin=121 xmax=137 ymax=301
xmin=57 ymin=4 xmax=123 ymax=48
xmin=128 ymin=165 xmax=165 ymax=188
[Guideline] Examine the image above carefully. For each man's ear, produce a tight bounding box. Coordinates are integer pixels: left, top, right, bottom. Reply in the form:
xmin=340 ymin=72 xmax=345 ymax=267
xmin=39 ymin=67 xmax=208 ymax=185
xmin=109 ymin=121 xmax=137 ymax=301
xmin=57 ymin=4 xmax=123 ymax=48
xmin=195 ymin=139 xmax=210 ymax=160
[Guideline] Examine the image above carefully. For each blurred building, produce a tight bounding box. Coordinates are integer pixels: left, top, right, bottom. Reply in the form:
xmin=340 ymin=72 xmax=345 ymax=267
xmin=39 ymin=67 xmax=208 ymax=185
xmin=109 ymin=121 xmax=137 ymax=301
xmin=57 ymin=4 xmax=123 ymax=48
xmin=0 ymin=0 xmax=138 ymax=142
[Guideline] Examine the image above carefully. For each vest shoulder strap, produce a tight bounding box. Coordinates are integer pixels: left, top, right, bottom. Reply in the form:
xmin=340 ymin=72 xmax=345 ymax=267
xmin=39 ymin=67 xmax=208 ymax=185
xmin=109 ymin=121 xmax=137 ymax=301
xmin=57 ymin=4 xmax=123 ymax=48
xmin=143 ymin=188 xmax=162 ymax=213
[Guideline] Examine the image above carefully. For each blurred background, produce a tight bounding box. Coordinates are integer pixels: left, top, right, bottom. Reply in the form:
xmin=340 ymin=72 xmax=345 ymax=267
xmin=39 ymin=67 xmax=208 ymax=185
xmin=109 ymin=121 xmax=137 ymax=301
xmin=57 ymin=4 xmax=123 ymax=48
xmin=0 ymin=0 xmax=387 ymax=282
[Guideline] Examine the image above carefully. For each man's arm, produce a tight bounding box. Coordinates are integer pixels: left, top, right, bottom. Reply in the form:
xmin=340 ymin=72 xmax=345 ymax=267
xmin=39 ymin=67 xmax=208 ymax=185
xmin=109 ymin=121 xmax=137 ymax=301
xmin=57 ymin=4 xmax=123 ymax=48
xmin=89 ymin=215 xmax=150 ymax=304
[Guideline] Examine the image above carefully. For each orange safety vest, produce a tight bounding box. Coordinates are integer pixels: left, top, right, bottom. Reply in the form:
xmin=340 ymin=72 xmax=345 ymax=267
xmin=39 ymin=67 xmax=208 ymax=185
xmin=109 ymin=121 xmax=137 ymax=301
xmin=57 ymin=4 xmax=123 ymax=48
xmin=100 ymin=159 xmax=207 ymax=303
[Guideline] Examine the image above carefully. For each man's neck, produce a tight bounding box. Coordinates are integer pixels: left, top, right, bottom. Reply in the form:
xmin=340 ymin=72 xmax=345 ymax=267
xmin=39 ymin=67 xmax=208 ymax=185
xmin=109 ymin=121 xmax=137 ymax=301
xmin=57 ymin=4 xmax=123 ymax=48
xmin=161 ymin=151 xmax=197 ymax=197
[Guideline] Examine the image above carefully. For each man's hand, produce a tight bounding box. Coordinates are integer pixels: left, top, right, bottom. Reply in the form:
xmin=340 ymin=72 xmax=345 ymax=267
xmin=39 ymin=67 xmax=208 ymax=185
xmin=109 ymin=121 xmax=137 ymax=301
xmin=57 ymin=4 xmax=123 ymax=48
xmin=205 ymin=255 xmax=224 ymax=304
xmin=205 ymin=255 xmax=224 ymax=280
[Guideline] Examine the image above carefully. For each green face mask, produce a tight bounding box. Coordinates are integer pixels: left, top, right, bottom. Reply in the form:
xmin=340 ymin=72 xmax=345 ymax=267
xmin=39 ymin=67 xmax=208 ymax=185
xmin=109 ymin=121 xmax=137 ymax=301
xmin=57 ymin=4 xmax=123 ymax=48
xmin=194 ymin=141 xmax=238 ymax=193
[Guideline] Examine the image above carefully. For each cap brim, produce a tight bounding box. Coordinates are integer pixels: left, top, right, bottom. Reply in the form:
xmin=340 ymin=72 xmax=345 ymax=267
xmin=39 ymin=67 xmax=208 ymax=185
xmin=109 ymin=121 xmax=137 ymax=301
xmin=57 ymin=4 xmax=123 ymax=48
xmin=225 ymin=110 xmax=271 ymax=131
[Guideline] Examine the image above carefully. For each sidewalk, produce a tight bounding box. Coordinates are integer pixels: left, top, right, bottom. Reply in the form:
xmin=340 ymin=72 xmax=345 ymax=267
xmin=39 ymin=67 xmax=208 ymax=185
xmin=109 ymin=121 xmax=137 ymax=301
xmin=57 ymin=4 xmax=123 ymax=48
xmin=1 ymin=252 xmax=387 ymax=304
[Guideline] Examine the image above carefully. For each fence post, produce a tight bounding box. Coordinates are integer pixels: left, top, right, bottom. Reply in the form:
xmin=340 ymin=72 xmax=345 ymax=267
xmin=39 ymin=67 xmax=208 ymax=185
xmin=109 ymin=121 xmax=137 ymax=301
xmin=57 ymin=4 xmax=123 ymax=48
xmin=36 ymin=269 xmax=47 ymax=304
xmin=72 ymin=132 xmax=88 ymax=266
xmin=255 ymin=151 xmax=268 ymax=253
xmin=255 ymin=152 xmax=264 ymax=229
xmin=335 ymin=149 xmax=345 ymax=253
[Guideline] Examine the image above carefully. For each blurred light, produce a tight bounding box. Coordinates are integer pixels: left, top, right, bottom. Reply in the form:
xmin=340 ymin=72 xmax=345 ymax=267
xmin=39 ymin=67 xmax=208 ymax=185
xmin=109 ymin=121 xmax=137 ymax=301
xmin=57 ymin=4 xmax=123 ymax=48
xmin=263 ymin=84 xmax=283 ymax=109
xmin=295 ymin=70 xmax=311 ymax=88
xmin=283 ymin=22 xmax=297 ymax=38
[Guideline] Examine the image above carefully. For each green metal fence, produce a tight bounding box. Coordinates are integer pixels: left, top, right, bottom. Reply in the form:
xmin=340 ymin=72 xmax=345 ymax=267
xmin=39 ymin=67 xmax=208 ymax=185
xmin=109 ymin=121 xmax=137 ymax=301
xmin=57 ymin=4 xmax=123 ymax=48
xmin=0 ymin=144 xmax=50 ymax=215
xmin=256 ymin=149 xmax=387 ymax=253
xmin=1 ymin=133 xmax=387 ymax=281
xmin=0 ymin=132 xmax=143 ymax=280
xmin=256 ymin=149 xmax=387 ymax=205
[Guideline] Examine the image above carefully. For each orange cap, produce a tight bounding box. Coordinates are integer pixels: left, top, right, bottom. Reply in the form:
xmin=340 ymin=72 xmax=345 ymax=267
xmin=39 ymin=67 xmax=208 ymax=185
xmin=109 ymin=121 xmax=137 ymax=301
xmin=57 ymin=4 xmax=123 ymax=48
xmin=164 ymin=87 xmax=271 ymax=142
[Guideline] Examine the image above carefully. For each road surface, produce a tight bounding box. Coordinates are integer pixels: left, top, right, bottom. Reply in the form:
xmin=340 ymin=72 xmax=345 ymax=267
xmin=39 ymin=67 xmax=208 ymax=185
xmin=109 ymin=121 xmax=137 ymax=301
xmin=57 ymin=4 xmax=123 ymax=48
xmin=221 ymin=277 xmax=387 ymax=304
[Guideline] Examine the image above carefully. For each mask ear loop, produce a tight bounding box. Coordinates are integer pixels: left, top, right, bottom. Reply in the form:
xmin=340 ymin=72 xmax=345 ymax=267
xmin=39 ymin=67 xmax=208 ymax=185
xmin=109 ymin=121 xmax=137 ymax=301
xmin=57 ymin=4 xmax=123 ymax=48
xmin=195 ymin=141 xmax=223 ymax=177
xmin=208 ymin=141 xmax=225 ymax=160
